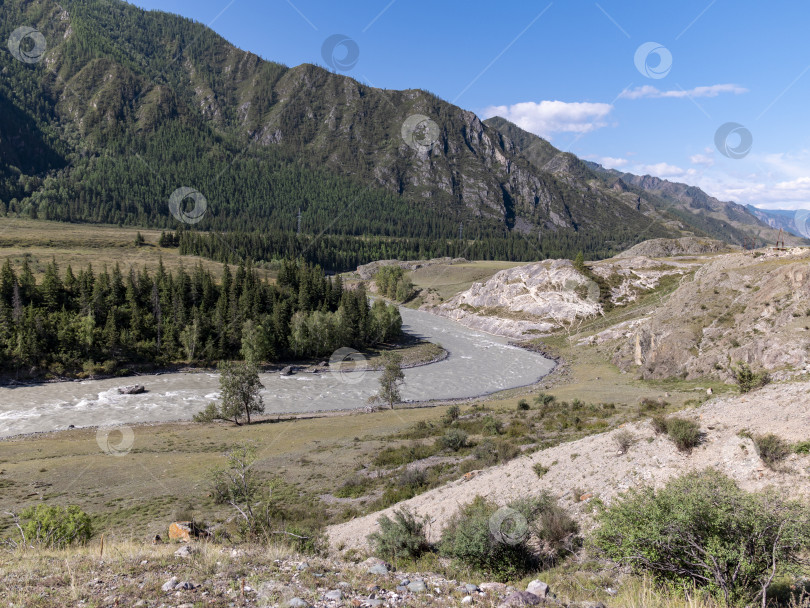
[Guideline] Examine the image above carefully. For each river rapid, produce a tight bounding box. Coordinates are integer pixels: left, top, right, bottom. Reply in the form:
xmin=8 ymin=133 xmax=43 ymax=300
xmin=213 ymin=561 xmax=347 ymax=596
xmin=0 ymin=307 xmax=555 ymax=438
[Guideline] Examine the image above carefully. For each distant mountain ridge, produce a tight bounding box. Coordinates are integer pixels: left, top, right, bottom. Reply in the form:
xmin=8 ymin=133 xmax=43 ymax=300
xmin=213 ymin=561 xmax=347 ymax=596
xmin=0 ymin=0 xmax=802 ymax=261
xmin=482 ymin=118 xmax=805 ymax=247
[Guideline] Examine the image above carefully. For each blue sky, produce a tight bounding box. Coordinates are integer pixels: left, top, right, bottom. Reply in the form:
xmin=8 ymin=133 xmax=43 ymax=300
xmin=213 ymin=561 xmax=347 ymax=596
xmin=128 ymin=0 xmax=810 ymax=211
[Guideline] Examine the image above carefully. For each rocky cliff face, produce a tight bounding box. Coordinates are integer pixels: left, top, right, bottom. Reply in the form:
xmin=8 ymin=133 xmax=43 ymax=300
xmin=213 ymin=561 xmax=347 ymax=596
xmin=612 ymin=248 xmax=810 ymax=380
xmin=424 ymin=260 xmax=604 ymax=339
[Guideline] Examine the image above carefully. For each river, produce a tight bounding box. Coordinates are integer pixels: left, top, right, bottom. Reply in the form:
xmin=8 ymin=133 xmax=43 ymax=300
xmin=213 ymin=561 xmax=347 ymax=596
xmin=0 ymin=307 xmax=554 ymax=438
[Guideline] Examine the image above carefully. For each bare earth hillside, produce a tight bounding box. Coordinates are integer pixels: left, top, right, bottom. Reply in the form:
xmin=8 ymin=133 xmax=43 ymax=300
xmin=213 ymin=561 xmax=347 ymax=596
xmin=327 ymin=382 xmax=810 ymax=551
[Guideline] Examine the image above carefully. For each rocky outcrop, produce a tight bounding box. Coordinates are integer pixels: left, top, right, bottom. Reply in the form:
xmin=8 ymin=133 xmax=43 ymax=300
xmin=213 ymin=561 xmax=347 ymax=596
xmin=424 ymin=260 xmax=603 ymax=339
xmin=614 ymin=237 xmax=733 ymax=258
xmin=355 ymin=257 xmax=467 ymax=281
xmin=613 ymin=248 xmax=810 ymax=380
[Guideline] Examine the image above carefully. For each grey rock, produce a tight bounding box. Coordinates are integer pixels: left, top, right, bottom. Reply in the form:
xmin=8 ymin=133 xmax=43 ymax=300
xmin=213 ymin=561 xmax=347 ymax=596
xmin=407 ymin=580 xmax=427 ymax=594
xmin=396 ymin=586 xmax=407 ymax=593
xmin=174 ymin=545 xmax=194 ymax=559
xmin=365 ymin=601 xmax=384 ymax=607
xmin=462 ymin=597 xmax=473 ymax=605
xmin=499 ymin=591 xmax=543 ymax=607
xmin=288 ymin=599 xmax=311 ymax=608
xmin=117 ymin=384 xmax=146 ymax=394
xmin=367 ymin=564 xmax=389 ymax=575
xmin=175 ymin=581 xmax=195 ymax=590
xmin=464 ymin=583 xmax=480 ymax=594
xmin=296 ymin=561 xmax=310 ymax=571
xmin=161 ymin=576 xmax=178 ymax=592
xmin=526 ymin=580 xmax=550 ymax=598
xmin=399 ymin=578 xmax=410 ymax=586
xmin=324 ymin=590 xmax=344 ymax=600
xmin=280 ymin=365 xmax=294 ymax=376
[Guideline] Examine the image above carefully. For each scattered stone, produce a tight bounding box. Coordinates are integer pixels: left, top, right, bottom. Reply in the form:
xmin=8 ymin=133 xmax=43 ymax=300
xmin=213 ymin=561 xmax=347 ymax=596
xmin=362 ymin=557 xmax=391 ymax=575
xmin=175 ymin=581 xmax=195 ymax=590
xmin=162 ymin=577 xmax=178 ymax=592
xmin=324 ymin=589 xmax=344 ymax=600
xmin=287 ymin=598 xmax=311 ymax=608
xmin=395 ymin=585 xmax=407 ymax=593
xmin=526 ymin=580 xmax=550 ymax=598
xmin=296 ymin=561 xmax=310 ymax=571
xmin=399 ymin=578 xmax=410 ymax=586
xmin=480 ymin=582 xmax=510 ymax=594
xmin=117 ymin=384 xmax=145 ymax=394
xmin=174 ymin=545 xmax=194 ymax=559
xmin=464 ymin=583 xmax=480 ymax=594
xmin=707 ymin=387 xmax=713 ymax=395
xmin=462 ymin=596 xmax=473 ymax=605
xmin=407 ymin=579 xmax=427 ymax=594
xmin=499 ymin=591 xmax=543 ymax=607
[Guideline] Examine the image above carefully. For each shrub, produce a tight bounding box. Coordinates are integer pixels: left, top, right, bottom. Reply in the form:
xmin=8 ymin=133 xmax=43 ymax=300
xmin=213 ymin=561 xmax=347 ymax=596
xmin=439 ymin=428 xmax=468 ymax=452
xmin=374 ymin=442 xmax=439 ymax=467
xmin=517 ymin=399 xmax=530 ymax=411
xmin=533 ymin=463 xmax=549 ymax=477
xmin=534 ymin=392 xmax=555 ymax=406
xmin=193 ymin=402 xmax=221 ymax=423
xmin=593 ymin=469 xmax=810 ymax=606
xmin=334 ymin=474 xmax=373 ymax=498
xmin=439 ymin=496 xmax=535 ymax=580
xmin=482 ymin=416 xmax=502 ymax=436
xmin=472 ymin=440 xmax=519 ymax=467
xmin=368 ymin=508 xmax=430 ymax=561
xmin=651 ymin=415 xmax=669 ymax=434
xmin=439 ymin=493 xmax=577 ymax=580
xmin=732 ymin=361 xmax=771 ymax=393
xmin=753 ymin=433 xmax=791 ymax=468
xmin=442 ymin=404 xmax=461 ymax=425
xmin=17 ymin=505 xmax=92 ymax=548
xmin=794 ymin=440 xmax=810 ymax=454
xmin=665 ymin=417 xmax=701 ymax=452
xmin=614 ymin=430 xmax=634 ymax=454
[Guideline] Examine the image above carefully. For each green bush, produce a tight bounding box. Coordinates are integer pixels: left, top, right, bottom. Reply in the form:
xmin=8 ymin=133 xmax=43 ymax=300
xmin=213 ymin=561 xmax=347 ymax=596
xmin=18 ymin=505 xmax=92 ymax=548
xmin=593 ymin=469 xmax=810 ymax=606
xmin=664 ymin=417 xmax=701 ymax=452
xmin=482 ymin=415 xmax=502 ymax=436
xmin=651 ymin=415 xmax=669 ymax=434
xmin=794 ymin=440 xmax=810 ymax=454
xmin=753 ymin=433 xmax=791 ymax=468
xmin=533 ymin=463 xmax=549 ymax=477
xmin=439 ymin=493 xmax=577 ymax=580
xmin=472 ymin=439 xmax=519 ymax=467
xmin=334 ymin=474 xmax=374 ymax=498
xmin=374 ymin=442 xmax=439 ymax=467
xmin=439 ymin=428 xmax=468 ymax=452
xmin=732 ymin=362 xmax=771 ymax=393
xmin=517 ymin=399 xmax=530 ymax=411
xmin=534 ymin=392 xmax=555 ymax=406
xmin=193 ymin=402 xmax=221 ymax=422
xmin=368 ymin=508 xmax=429 ymax=561
xmin=442 ymin=404 xmax=461 ymax=425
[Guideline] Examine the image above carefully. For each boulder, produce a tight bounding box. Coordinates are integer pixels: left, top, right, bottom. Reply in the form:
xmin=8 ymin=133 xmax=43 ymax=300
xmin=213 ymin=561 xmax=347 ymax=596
xmin=117 ymin=385 xmax=145 ymax=395
xmin=526 ymin=580 xmax=550 ymax=598
xmin=168 ymin=521 xmax=211 ymax=542
xmin=499 ymin=591 xmax=543 ymax=607
xmin=280 ymin=366 xmax=294 ymax=376
xmin=174 ymin=545 xmax=194 ymax=559
xmin=407 ymin=580 xmax=427 ymax=593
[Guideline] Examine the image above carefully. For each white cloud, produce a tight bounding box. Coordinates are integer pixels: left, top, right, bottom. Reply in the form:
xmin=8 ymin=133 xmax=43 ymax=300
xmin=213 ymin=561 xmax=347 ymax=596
xmin=633 ymin=162 xmax=693 ymax=179
xmin=689 ymin=153 xmax=715 ymax=167
xmin=618 ymin=83 xmax=748 ymax=100
xmin=599 ymin=156 xmax=629 ymax=169
xmin=482 ymin=100 xmax=613 ymax=140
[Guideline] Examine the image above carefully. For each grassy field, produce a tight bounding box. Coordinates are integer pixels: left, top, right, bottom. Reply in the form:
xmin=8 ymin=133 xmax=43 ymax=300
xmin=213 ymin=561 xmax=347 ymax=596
xmin=0 ymin=218 xmax=273 ymax=280
xmin=406 ymin=260 xmax=525 ymax=306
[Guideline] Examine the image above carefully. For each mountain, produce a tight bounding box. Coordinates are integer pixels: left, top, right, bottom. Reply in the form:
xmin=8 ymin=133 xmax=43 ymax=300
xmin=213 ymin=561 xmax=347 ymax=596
xmin=483 ymin=118 xmax=806 ymax=248
xmin=746 ymin=205 xmax=809 ymax=238
xmin=0 ymin=0 xmax=795 ymax=269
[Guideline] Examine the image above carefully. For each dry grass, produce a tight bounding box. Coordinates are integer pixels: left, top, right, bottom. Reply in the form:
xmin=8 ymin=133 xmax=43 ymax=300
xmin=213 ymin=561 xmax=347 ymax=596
xmin=0 ymin=217 xmax=274 ymax=280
